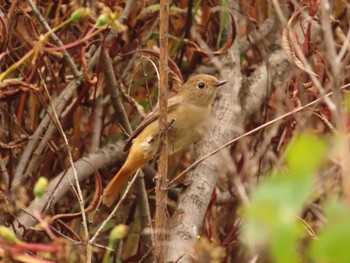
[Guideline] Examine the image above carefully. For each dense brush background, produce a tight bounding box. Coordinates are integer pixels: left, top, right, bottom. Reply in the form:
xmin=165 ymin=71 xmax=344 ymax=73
xmin=0 ymin=0 xmax=350 ymax=262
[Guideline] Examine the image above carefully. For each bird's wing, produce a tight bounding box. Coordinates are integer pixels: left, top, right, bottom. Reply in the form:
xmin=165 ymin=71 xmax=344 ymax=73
xmin=123 ymin=96 xmax=181 ymax=153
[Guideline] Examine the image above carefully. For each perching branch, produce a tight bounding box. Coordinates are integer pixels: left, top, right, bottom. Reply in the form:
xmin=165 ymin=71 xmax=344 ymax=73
xmin=156 ymin=0 xmax=170 ymax=262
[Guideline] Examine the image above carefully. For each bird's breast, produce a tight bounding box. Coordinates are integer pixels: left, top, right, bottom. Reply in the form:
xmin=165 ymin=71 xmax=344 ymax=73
xmin=167 ymin=104 xmax=210 ymax=153
xmin=132 ymin=103 xmax=210 ymax=158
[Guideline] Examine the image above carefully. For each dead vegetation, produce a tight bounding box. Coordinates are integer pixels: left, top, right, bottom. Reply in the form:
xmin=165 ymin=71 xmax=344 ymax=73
xmin=0 ymin=0 xmax=350 ymax=262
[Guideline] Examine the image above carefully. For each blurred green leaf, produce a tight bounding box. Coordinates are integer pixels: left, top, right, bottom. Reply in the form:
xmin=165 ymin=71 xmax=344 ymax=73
xmin=343 ymin=93 xmax=350 ymax=112
xmin=270 ymin=224 xmax=304 ymax=263
xmin=217 ymin=1 xmax=229 ymax=49
xmin=90 ymin=219 xmax=116 ymax=235
xmin=242 ymin=133 xmax=327 ymax=263
xmin=33 ymin=177 xmax=48 ymax=199
xmin=310 ymin=201 xmax=350 ymax=263
xmin=109 ymin=224 xmax=129 ymax=243
xmin=285 ymin=132 xmax=327 ymax=174
xmin=0 ymin=225 xmax=21 ymax=243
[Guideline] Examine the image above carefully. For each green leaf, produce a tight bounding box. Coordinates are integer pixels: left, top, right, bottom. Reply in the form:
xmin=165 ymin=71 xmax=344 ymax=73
xmin=271 ymin=224 xmax=304 ymax=263
xmin=242 ymin=132 xmax=328 ymax=263
xmin=343 ymin=93 xmax=350 ymax=113
xmin=310 ymin=201 xmax=350 ymax=263
xmin=0 ymin=225 xmax=21 ymax=243
xmin=33 ymin=177 xmax=48 ymax=199
xmin=70 ymin=8 xmax=89 ymax=22
xmin=217 ymin=0 xmax=229 ymax=49
xmin=285 ymin=132 xmax=327 ymax=174
xmin=109 ymin=224 xmax=129 ymax=245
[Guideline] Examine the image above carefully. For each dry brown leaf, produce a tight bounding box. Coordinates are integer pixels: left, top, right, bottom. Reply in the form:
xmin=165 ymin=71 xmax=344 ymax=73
xmin=281 ymin=9 xmax=318 ymax=77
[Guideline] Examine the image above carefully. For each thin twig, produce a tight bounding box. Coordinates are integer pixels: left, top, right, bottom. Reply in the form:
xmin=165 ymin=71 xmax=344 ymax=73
xmin=27 ymin=0 xmax=79 ymax=78
xmin=0 ymin=155 xmax=9 ymax=189
xmin=336 ymin=26 xmax=350 ymax=61
xmin=102 ymin=48 xmax=132 ymax=133
xmin=138 ymin=57 xmax=161 ymax=111
xmin=135 ymin=172 xmax=155 ymax=263
xmin=320 ymin=0 xmax=342 ymax=127
xmin=89 ymin=169 xmax=141 ymax=245
xmin=12 ymin=142 xmax=124 ymax=235
xmin=119 ymin=86 xmax=146 ymax=118
xmin=100 ymin=36 xmax=155 ymax=259
xmin=283 ymin=9 xmax=336 ymax=113
xmin=170 ymin=83 xmax=350 ymax=186
xmin=12 ymin=77 xmax=82 ymax=188
xmin=90 ymin=94 xmax=104 ymax=153
xmin=40 ymin=74 xmax=91 ymax=262
xmin=88 ymin=0 xmax=138 ymax=72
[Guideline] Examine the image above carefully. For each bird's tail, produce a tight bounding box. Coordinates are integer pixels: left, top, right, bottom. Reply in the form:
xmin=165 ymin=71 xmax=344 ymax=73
xmin=103 ymin=168 xmax=133 ymax=207
xmin=103 ymin=147 xmax=147 ymax=207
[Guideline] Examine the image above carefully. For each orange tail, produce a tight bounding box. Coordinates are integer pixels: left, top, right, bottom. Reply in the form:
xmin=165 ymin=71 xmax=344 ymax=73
xmin=103 ymin=147 xmax=149 ymax=207
xmin=103 ymin=166 xmax=133 ymax=207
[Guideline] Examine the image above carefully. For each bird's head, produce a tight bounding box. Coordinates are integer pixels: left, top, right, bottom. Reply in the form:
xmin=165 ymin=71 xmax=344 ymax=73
xmin=178 ymin=74 xmax=228 ymax=107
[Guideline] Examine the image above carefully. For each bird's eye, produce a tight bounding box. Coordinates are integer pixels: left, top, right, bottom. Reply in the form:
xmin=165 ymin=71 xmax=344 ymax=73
xmin=197 ymin=82 xmax=205 ymax=89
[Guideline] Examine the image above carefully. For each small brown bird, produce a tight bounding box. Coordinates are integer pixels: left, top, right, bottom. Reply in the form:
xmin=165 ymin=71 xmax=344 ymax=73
xmin=103 ymin=74 xmax=228 ymax=206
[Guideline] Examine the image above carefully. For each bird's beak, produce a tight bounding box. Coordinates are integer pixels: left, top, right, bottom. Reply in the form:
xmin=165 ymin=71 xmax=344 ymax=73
xmin=214 ymin=80 xmax=228 ymax=87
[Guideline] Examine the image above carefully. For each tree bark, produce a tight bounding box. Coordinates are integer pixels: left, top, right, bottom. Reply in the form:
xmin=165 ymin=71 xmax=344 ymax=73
xmin=167 ymin=1 xmax=291 ymax=260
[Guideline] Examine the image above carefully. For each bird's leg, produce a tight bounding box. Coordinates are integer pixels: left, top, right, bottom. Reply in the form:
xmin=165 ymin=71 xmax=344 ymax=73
xmin=166 ymin=118 xmax=176 ymax=131
xmin=165 ymin=179 xmax=193 ymax=192
xmin=153 ymin=118 xmax=176 ymax=161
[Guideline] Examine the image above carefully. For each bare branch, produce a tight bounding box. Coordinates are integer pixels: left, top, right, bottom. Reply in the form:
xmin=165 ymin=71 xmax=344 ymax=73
xmin=156 ymin=0 xmax=170 ymax=261
xmin=12 ymin=142 xmax=124 ymax=235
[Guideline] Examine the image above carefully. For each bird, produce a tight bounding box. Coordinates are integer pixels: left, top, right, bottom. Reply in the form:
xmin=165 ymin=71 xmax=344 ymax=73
xmin=103 ymin=74 xmax=228 ymax=207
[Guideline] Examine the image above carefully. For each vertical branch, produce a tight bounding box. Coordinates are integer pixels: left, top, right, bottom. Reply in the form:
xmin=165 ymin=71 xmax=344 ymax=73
xmin=320 ymin=0 xmax=342 ymax=128
xmin=100 ymin=46 xmax=155 ymax=260
xmin=167 ymin=1 xmax=241 ymax=261
xmin=101 ymin=48 xmax=131 ymax=133
xmin=320 ymin=0 xmax=350 ymax=204
xmin=41 ymin=79 xmax=90 ymax=262
xmin=135 ymin=173 xmax=155 ymax=263
xmin=156 ymin=0 xmax=169 ymax=262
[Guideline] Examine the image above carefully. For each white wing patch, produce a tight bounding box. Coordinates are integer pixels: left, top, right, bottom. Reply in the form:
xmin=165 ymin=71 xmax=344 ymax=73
xmin=139 ymin=135 xmax=155 ymax=158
